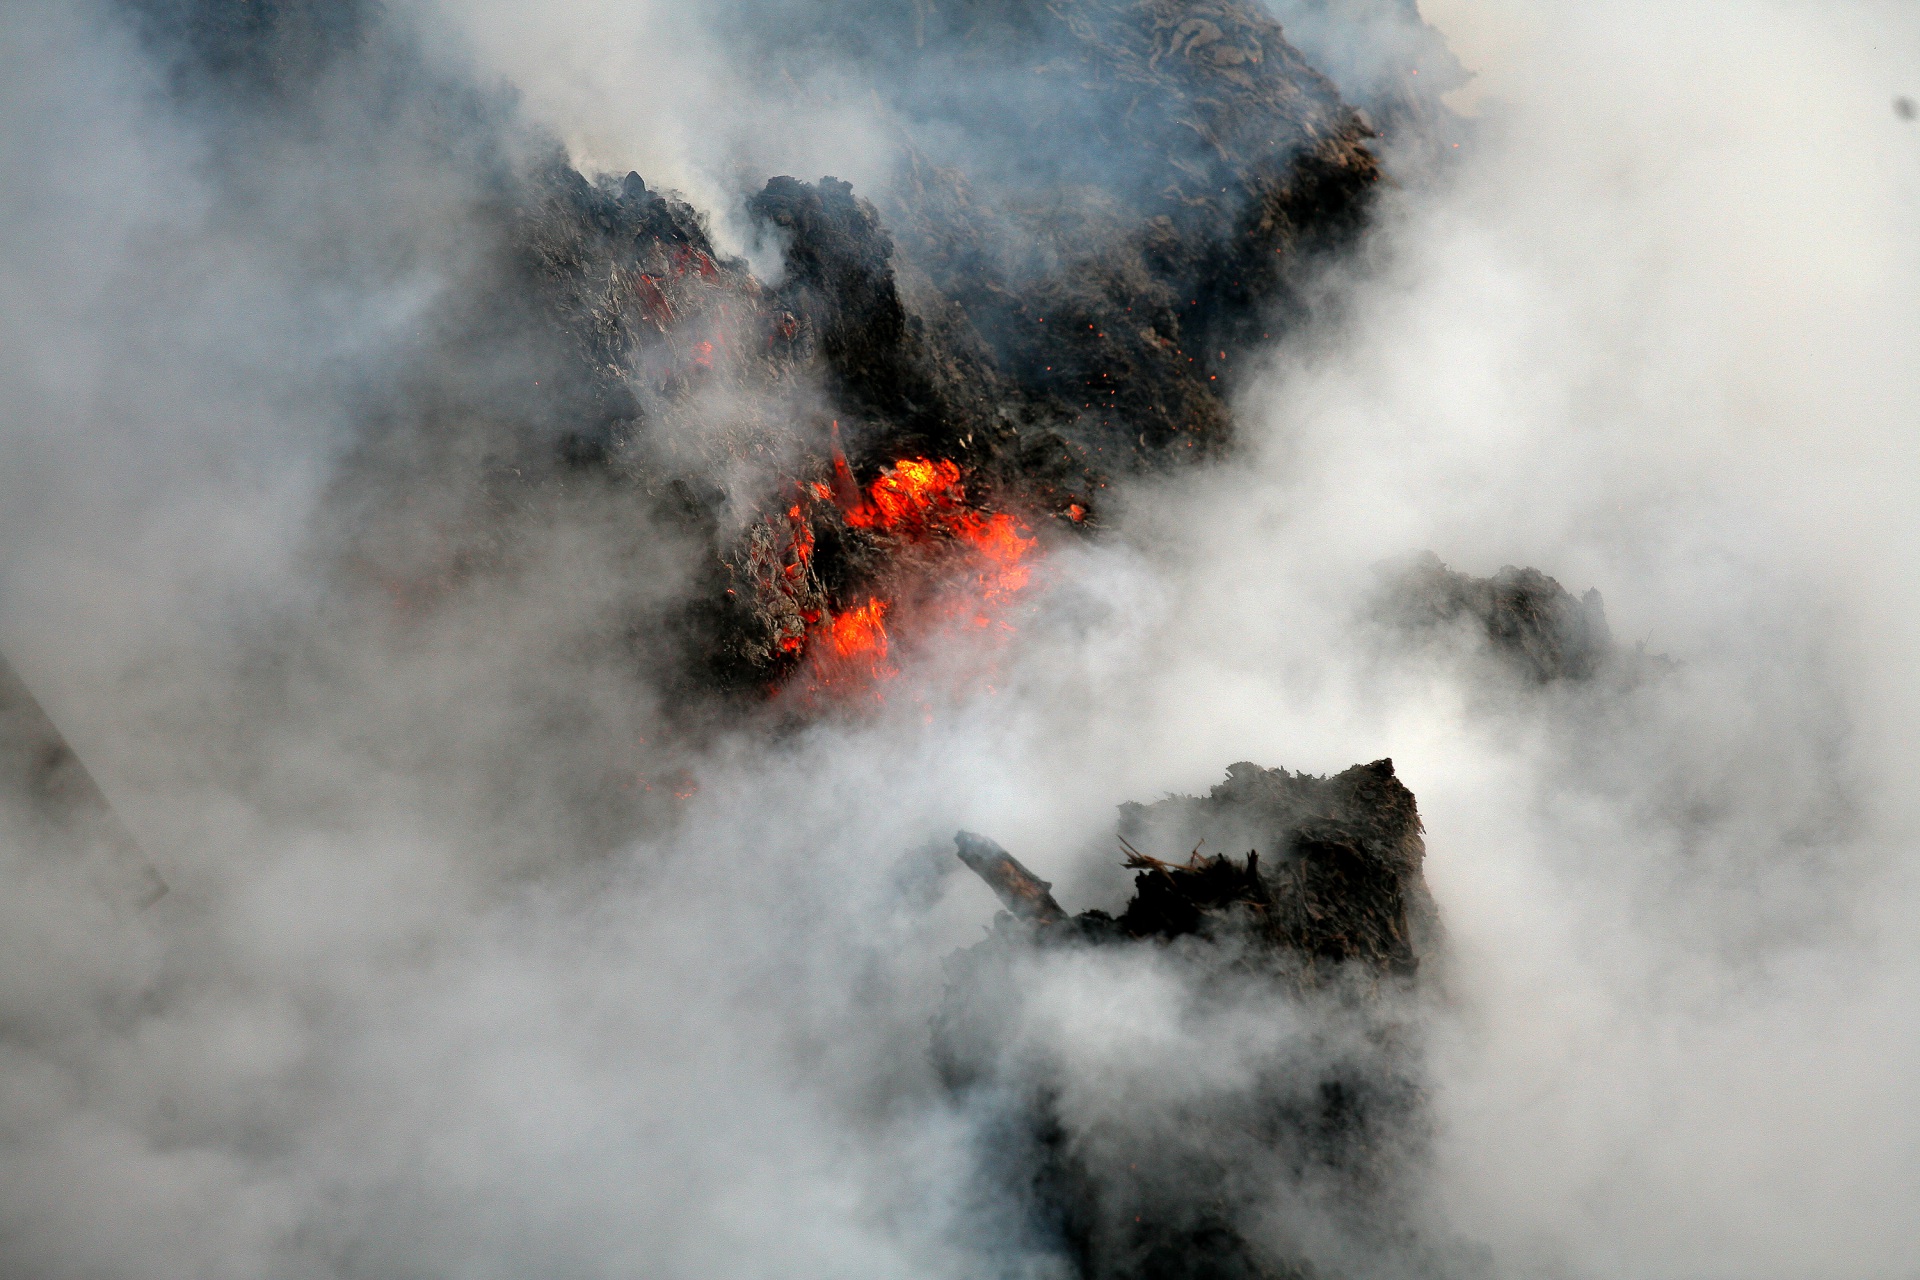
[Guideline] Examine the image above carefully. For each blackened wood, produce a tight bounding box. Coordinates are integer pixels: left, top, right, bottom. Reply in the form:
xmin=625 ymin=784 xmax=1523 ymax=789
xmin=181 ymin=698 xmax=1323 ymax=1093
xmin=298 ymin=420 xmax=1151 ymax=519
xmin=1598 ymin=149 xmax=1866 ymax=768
xmin=955 ymin=830 xmax=1066 ymax=925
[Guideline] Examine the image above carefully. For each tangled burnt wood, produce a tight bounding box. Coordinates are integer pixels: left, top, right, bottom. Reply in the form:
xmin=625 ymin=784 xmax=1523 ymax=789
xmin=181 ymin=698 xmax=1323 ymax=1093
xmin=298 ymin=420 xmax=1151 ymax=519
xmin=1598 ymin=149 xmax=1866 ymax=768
xmin=955 ymin=759 xmax=1435 ymax=970
xmin=938 ymin=760 xmax=1440 ymax=1279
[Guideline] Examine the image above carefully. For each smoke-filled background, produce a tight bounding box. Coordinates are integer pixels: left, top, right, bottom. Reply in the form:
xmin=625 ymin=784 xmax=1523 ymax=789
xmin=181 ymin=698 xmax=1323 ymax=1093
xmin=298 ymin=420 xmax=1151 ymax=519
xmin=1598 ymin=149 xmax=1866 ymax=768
xmin=2 ymin=0 xmax=1918 ymax=1276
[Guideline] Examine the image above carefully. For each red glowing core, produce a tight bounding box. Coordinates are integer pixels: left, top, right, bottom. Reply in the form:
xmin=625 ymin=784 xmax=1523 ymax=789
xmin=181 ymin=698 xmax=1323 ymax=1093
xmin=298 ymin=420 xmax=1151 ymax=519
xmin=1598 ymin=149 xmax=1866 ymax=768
xmin=789 ymin=455 xmax=1038 ymax=697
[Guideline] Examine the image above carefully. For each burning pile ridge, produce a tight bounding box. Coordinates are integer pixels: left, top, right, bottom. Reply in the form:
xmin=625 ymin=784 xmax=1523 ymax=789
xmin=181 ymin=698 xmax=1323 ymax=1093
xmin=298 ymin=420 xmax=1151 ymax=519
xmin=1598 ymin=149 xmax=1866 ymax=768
xmin=446 ymin=0 xmax=1399 ymax=704
xmin=125 ymin=0 xmax=1468 ymax=717
xmin=119 ymin=0 xmax=1477 ymax=836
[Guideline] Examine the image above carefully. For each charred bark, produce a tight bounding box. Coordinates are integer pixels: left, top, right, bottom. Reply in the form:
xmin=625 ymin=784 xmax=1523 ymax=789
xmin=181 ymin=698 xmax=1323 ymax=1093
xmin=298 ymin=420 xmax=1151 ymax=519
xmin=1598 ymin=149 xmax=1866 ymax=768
xmin=955 ymin=830 xmax=1069 ymax=924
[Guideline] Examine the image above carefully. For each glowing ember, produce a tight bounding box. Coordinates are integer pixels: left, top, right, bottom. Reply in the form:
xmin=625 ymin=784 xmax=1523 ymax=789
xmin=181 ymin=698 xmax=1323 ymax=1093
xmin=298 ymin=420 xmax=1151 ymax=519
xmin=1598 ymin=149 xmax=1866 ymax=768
xmin=827 ymin=597 xmax=890 ymax=660
xmin=789 ymin=455 xmax=1039 ymax=698
xmin=951 ymin=510 xmax=1036 ymax=599
xmin=845 ymin=457 xmax=966 ymax=533
xmin=784 ymin=503 xmax=814 ymax=581
xmin=811 ymin=597 xmax=896 ymax=686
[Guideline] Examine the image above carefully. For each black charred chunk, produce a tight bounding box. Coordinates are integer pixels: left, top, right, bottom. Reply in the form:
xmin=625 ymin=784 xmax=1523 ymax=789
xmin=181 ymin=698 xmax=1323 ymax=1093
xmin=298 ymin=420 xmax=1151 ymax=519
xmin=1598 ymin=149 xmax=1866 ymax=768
xmin=1114 ymin=845 xmax=1271 ymax=941
xmin=1376 ymin=551 xmax=1617 ymax=682
xmin=1111 ymin=758 xmax=1435 ymax=972
xmin=749 ymin=179 xmax=905 ymax=390
xmin=748 ymin=176 xmax=976 ymax=463
xmin=937 ymin=760 xmax=1441 ymax=1280
xmin=946 ymin=758 xmax=1433 ymax=983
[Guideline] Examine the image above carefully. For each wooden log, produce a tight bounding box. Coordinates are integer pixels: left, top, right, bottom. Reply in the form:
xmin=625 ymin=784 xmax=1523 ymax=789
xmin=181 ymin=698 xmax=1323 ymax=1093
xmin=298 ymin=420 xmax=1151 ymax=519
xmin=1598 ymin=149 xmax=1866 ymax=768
xmin=954 ymin=830 xmax=1065 ymax=925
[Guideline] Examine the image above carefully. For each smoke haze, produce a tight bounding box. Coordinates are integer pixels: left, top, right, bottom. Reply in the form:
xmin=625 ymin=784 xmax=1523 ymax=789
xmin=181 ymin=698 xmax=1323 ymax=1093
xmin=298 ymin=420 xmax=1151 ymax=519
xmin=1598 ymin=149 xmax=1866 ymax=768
xmin=2 ymin=1 xmax=1918 ymax=1277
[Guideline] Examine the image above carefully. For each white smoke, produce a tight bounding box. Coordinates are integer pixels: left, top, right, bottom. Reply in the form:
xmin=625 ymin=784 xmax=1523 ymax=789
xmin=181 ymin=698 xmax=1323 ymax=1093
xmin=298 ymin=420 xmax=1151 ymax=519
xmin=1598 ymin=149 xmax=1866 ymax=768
xmin=2 ymin=0 xmax=1918 ymax=1277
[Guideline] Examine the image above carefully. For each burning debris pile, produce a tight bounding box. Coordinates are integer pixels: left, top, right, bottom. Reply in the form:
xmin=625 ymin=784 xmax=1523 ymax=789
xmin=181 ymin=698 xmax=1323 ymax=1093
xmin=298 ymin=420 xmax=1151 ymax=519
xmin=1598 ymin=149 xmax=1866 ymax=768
xmin=940 ymin=759 xmax=1443 ymax=1278
xmin=47 ymin=4 xmax=1555 ymax=1278
xmin=121 ymin=11 xmax=1475 ymax=686
xmin=128 ymin=0 xmax=1461 ymax=718
xmin=364 ymin=0 xmax=1432 ymax=705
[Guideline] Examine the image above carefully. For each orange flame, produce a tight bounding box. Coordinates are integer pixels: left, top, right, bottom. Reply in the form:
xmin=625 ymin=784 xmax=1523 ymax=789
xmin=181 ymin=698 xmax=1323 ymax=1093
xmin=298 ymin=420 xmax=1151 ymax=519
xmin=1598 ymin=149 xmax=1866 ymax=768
xmin=827 ymin=597 xmax=890 ymax=661
xmin=845 ymin=457 xmax=966 ymax=533
xmin=810 ymin=597 xmax=896 ymax=687
xmin=791 ymin=456 xmax=1037 ymax=699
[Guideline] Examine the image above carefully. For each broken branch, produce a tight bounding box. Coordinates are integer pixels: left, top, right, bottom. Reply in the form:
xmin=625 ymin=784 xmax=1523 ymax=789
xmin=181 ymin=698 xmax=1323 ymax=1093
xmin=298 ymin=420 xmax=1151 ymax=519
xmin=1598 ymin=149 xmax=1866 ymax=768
xmin=954 ymin=830 xmax=1066 ymax=925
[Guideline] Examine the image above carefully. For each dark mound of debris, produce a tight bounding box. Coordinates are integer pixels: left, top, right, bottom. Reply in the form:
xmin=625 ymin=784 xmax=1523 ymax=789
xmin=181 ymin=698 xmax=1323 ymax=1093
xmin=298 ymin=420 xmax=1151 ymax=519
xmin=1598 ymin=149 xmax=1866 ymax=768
xmin=299 ymin=0 xmax=1391 ymax=701
xmin=1376 ymin=551 xmax=1620 ymax=682
xmin=842 ymin=0 xmax=1387 ymax=462
xmin=482 ymin=0 xmax=1396 ymax=694
xmin=937 ymin=760 xmax=1439 ymax=1279
xmin=1115 ymin=757 xmax=1438 ymax=970
xmin=118 ymin=0 xmax=1467 ymax=708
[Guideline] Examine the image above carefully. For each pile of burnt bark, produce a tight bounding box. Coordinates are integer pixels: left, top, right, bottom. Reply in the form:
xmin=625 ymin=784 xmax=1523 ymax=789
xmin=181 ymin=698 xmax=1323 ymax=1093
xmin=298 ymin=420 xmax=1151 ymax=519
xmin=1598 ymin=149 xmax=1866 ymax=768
xmin=936 ymin=759 xmax=1442 ymax=1279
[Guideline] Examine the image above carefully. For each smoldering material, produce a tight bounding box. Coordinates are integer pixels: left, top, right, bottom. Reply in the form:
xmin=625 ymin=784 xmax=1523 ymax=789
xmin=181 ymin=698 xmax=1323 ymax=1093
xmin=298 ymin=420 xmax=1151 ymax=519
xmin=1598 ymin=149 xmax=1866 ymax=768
xmin=310 ymin=0 xmax=1396 ymax=704
xmin=3 ymin=0 xmax=1919 ymax=1279
xmin=1370 ymin=551 xmax=1666 ymax=685
xmin=0 ymin=5 xmax=1441 ymax=1277
xmin=939 ymin=760 xmax=1442 ymax=1279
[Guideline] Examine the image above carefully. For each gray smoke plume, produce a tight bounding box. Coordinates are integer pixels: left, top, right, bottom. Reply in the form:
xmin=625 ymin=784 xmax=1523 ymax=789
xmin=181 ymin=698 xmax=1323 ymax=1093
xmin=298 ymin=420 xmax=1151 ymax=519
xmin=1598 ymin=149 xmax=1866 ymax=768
xmin=2 ymin=1 xmax=1918 ymax=1278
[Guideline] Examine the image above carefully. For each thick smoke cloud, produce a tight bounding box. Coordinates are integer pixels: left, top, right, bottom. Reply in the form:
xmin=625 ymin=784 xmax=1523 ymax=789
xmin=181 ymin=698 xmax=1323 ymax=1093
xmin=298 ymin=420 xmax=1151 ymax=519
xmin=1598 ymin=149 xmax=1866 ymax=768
xmin=2 ymin=0 xmax=1918 ymax=1277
